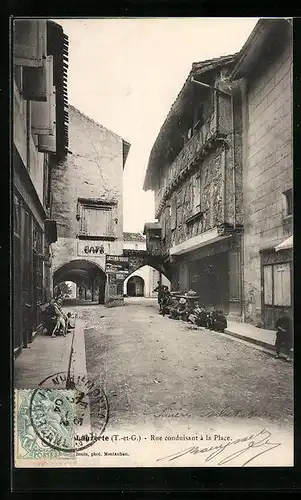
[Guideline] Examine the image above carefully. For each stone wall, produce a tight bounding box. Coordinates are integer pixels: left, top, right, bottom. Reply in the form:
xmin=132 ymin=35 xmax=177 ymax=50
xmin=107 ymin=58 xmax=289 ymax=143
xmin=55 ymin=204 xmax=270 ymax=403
xmin=51 ymin=105 xmax=124 ymax=274
xmin=243 ymin=32 xmax=293 ymax=324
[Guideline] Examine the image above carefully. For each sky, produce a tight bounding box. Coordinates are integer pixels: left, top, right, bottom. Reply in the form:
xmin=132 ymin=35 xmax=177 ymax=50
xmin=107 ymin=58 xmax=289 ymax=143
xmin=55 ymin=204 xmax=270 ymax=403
xmin=56 ymin=17 xmax=259 ymax=233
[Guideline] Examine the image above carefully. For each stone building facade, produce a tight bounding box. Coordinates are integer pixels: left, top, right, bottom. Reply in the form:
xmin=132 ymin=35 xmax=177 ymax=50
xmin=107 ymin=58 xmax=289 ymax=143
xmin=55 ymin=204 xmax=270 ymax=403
xmin=230 ymin=18 xmax=293 ymax=328
xmin=50 ymin=105 xmax=130 ymax=305
xmin=144 ymin=55 xmax=244 ymax=319
xmin=13 ymin=20 xmax=68 ymax=356
xmin=144 ymin=18 xmax=293 ymax=329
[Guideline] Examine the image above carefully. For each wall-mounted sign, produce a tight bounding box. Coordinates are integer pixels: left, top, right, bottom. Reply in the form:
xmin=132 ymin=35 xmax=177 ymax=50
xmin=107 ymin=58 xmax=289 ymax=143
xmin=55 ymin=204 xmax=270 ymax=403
xmin=116 ymin=273 xmax=126 ymax=280
xmin=83 ymin=244 xmax=105 ymax=255
xmin=77 ymin=241 xmax=110 ymax=257
xmin=106 ymin=255 xmax=129 ymax=274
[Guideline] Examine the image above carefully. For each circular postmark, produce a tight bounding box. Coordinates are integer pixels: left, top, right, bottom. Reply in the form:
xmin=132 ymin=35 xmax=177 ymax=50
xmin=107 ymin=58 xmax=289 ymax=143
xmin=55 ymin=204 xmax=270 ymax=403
xmin=29 ymin=371 xmax=109 ymax=453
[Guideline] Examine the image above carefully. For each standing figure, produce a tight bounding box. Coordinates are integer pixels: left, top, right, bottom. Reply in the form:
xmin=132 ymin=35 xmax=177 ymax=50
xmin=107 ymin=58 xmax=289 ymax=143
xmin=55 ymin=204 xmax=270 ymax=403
xmin=153 ymin=281 xmax=165 ymax=313
xmin=275 ymin=314 xmax=293 ymax=361
xmin=161 ymin=286 xmax=171 ymax=316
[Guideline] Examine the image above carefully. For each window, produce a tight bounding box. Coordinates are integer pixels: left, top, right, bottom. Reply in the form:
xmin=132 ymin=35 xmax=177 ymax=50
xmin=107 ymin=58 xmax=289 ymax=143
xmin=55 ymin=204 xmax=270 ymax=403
xmin=191 ymin=174 xmax=201 ymax=214
xmin=283 ymin=188 xmax=293 ymax=217
xmin=13 ymin=19 xmax=46 ymax=68
xmin=263 ymin=263 xmax=291 ymax=307
xmin=13 ymin=193 xmax=21 ymax=237
xmin=79 ymin=202 xmax=115 ymax=238
xmin=170 ymin=196 xmax=177 ymax=231
xmin=193 ymin=104 xmax=204 ymax=132
xmin=33 ymin=220 xmax=44 ymax=306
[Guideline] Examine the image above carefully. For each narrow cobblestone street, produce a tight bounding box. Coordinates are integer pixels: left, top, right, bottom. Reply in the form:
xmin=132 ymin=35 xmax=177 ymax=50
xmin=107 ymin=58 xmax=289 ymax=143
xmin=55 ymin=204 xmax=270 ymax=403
xmin=68 ymin=298 xmax=294 ymax=432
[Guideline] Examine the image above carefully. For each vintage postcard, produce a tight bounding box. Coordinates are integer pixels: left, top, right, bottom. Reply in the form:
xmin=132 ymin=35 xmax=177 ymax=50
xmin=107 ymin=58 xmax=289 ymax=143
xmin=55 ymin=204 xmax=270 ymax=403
xmin=13 ymin=17 xmax=293 ymax=469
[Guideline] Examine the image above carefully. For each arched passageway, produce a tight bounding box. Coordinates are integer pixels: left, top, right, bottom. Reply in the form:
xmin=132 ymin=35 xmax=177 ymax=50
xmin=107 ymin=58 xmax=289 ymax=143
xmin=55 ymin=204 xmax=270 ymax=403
xmin=126 ymin=276 xmax=145 ymax=297
xmin=53 ymin=259 xmax=107 ymax=304
xmin=123 ymin=265 xmax=171 ymax=298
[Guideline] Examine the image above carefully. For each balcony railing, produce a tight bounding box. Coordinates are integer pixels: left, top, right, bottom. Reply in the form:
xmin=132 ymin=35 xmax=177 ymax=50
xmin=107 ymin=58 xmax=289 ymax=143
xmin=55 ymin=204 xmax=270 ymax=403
xmin=155 ymin=114 xmax=222 ymax=217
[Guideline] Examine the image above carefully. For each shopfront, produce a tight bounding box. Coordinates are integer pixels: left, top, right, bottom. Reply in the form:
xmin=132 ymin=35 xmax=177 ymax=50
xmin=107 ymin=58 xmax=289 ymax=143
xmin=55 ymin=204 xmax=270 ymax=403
xmin=172 ymin=231 xmax=243 ymax=318
xmin=261 ymin=237 xmax=293 ymax=330
xmin=13 ymin=188 xmax=45 ymax=356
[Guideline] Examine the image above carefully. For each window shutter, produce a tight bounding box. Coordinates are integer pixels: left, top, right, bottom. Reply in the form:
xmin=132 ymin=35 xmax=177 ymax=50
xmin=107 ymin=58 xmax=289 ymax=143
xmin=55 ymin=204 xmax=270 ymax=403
xmin=38 ymin=125 xmax=56 ymax=153
xmin=82 ymin=206 xmax=114 ymax=237
xmin=263 ymin=266 xmax=273 ymax=305
xmin=31 ymin=57 xmax=55 ymax=136
xmin=22 ymin=56 xmax=48 ymax=101
xmin=13 ymin=20 xmax=46 ymax=68
xmin=37 ymin=86 xmax=56 ymax=153
xmin=273 ymin=263 xmax=291 ymax=306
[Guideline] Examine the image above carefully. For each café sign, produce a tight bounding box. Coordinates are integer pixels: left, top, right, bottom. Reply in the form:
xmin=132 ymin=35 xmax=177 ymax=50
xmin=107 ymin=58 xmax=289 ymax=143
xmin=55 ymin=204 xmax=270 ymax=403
xmin=77 ymin=241 xmax=108 ymax=257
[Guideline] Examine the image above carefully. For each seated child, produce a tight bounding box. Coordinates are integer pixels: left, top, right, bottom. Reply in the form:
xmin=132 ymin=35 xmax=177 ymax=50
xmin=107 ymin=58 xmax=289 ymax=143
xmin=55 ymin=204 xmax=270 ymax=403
xmin=211 ymin=308 xmax=227 ymax=333
xmin=169 ymin=296 xmax=180 ymax=319
xmin=188 ymin=301 xmax=201 ymax=324
xmin=176 ymin=298 xmax=187 ymax=320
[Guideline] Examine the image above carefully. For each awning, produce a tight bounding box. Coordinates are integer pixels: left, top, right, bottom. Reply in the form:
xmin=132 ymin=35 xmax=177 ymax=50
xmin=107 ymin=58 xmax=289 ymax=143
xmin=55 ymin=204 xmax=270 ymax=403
xmin=275 ymin=235 xmax=293 ymax=252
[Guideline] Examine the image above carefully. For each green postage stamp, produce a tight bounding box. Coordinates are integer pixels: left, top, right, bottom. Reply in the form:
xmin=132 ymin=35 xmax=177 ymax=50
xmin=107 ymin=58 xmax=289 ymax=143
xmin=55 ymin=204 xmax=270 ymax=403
xmin=15 ymin=389 xmax=77 ymax=464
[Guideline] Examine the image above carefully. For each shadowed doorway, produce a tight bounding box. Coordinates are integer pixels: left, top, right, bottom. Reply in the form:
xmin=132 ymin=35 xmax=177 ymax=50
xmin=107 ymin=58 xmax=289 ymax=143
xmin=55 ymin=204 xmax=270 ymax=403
xmin=126 ymin=276 xmax=145 ymax=297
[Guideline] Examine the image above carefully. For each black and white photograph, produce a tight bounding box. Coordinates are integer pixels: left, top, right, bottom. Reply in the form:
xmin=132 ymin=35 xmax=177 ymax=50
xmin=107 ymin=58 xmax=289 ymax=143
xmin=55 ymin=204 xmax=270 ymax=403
xmin=12 ymin=17 xmax=293 ymax=468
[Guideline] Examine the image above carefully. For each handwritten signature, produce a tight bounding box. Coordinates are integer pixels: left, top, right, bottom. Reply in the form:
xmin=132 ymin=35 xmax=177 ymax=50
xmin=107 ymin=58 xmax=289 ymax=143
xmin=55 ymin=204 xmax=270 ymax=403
xmin=146 ymin=402 xmax=192 ymax=418
xmin=156 ymin=429 xmax=281 ymax=466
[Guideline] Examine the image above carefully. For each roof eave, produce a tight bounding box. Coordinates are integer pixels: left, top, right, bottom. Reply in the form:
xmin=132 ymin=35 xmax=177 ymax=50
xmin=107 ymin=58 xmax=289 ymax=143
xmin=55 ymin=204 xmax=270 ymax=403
xmin=143 ymin=54 xmax=237 ymax=191
xmin=122 ymin=140 xmax=131 ymax=169
xmin=229 ymin=19 xmax=288 ymax=80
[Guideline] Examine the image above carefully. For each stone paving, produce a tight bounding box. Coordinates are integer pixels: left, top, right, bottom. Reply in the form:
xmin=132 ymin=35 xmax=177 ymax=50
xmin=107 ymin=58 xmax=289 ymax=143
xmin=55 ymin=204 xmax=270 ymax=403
xmin=14 ymin=311 xmax=73 ymax=389
xmin=78 ymin=298 xmax=293 ymax=430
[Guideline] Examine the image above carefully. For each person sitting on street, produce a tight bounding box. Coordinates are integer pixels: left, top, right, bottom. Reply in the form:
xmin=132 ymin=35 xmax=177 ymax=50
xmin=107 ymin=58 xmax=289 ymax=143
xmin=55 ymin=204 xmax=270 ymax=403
xmin=176 ymin=297 xmax=187 ymax=321
xmin=211 ymin=309 xmax=227 ymax=333
xmin=275 ymin=313 xmax=292 ymax=361
xmin=196 ymin=305 xmax=211 ymax=328
xmin=168 ymin=296 xmax=180 ymax=319
xmin=188 ymin=301 xmax=202 ymax=325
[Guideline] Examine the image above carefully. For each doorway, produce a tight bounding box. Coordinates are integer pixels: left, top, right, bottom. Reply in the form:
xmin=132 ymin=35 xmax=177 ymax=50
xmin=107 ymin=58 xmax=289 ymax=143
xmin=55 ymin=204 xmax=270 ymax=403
xmin=126 ymin=276 xmax=145 ymax=297
xmin=189 ymin=252 xmax=229 ymax=312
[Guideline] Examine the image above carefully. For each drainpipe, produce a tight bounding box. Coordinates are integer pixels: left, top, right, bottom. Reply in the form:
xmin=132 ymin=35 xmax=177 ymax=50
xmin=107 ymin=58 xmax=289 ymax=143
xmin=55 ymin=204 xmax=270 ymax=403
xmin=231 ymin=91 xmax=236 ymax=230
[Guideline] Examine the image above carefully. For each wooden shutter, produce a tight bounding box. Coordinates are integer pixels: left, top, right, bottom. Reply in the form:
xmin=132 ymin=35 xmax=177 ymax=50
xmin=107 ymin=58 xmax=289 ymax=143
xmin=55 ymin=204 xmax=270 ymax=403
xmin=104 ymin=208 xmax=114 ymax=236
xmin=273 ymin=263 xmax=291 ymax=306
xmin=22 ymin=56 xmax=48 ymax=101
xmin=13 ymin=20 xmax=46 ymax=68
xmin=31 ymin=57 xmax=55 ymax=136
xmin=38 ymin=125 xmax=56 ymax=153
xmin=263 ymin=265 xmax=273 ymax=305
xmin=37 ymin=85 xmax=56 ymax=153
xmin=84 ymin=206 xmax=114 ymax=237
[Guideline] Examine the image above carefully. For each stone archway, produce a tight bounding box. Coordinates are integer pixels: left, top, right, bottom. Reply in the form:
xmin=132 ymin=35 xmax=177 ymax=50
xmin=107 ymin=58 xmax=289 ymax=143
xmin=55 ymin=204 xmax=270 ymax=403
xmin=123 ymin=249 xmax=172 ymax=281
xmin=126 ymin=276 xmax=145 ymax=297
xmin=53 ymin=259 xmax=107 ymax=304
